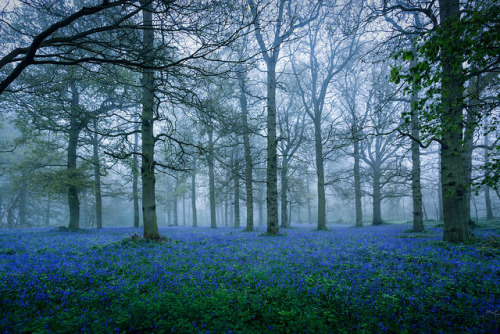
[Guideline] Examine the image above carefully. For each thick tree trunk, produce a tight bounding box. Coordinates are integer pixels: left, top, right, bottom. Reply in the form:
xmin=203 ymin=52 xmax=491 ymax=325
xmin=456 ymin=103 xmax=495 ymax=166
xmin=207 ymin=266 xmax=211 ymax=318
xmin=92 ymin=119 xmax=103 ymax=229
xmin=208 ymin=128 xmax=217 ymax=228
xmin=141 ymin=1 xmax=159 ymax=239
xmin=314 ymin=119 xmax=327 ymax=230
xmin=353 ymin=140 xmax=363 ymax=227
xmin=191 ymin=157 xmax=198 ymax=227
xmin=67 ymin=81 xmax=80 ymax=230
xmin=280 ymin=158 xmax=289 ymax=228
xmin=410 ymin=90 xmax=424 ymax=231
xmin=266 ymin=61 xmax=279 ymax=234
xmin=372 ymin=169 xmax=383 ymax=225
xmin=439 ymin=0 xmax=470 ymax=243
xmin=239 ymin=74 xmax=254 ymax=231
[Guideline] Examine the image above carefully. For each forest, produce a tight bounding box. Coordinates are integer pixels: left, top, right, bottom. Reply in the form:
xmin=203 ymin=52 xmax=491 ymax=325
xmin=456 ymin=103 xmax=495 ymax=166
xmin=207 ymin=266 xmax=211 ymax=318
xmin=0 ymin=0 xmax=499 ymax=332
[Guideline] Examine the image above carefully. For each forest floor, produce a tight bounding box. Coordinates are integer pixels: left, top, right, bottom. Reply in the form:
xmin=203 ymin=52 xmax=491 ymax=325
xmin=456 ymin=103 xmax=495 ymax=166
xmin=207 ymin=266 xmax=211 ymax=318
xmin=0 ymin=222 xmax=499 ymax=333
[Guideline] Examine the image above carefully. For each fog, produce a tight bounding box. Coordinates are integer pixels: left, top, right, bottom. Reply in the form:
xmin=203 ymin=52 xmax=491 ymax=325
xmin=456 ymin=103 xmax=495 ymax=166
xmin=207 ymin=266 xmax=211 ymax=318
xmin=0 ymin=0 xmax=498 ymax=240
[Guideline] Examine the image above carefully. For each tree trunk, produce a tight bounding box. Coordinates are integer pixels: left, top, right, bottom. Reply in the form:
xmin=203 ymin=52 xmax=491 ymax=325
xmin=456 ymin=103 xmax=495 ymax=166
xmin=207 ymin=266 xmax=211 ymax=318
xmin=92 ymin=119 xmax=103 ymax=229
xmin=18 ymin=183 xmax=26 ymax=227
xmin=314 ymin=118 xmax=327 ymax=230
xmin=67 ymin=80 xmax=80 ymax=230
xmin=410 ymin=90 xmax=424 ymax=231
xmin=182 ymin=195 xmax=186 ymax=225
xmin=372 ymin=169 xmax=383 ymax=225
xmin=191 ymin=157 xmax=198 ymax=227
xmin=307 ymin=180 xmax=312 ymax=224
xmin=172 ymin=192 xmax=178 ymax=226
xmin=462 ymin=116 xmax=474 ymax=226
xmin=353 ymin=139 xmax=363 ymax=227
xmin=484 ymin=135 xmax=494 ymax=220
xmin=437 ymin=154 xmax=444 ymax=221
xmin=45 ymin=195 xmax=51 ymax=226
xmin=439 ymin=0 xmax=470 ymax=243
xmin=280 ymin=157 xmax=289 ymax=228
xmin=234 ymin=162 xmax=241 ymax=228
xmin=133 ymin=119 xmax=140 ymax=228
xmin=141 ymin=1 xmax=159 ymax=239
xmin=239 ymin=73 xmax=254 ymax=232
xmin=208 ymin=128 xmax=217 ymax=228
xmin=266 ymin=60 xmax=279 ymax=234
xmin=258 ymin=196 xmax=264 ymax=226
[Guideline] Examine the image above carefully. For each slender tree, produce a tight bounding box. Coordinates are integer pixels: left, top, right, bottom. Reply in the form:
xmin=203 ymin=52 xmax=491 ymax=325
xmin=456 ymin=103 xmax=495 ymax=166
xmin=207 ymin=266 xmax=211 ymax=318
xmin=249 ymin=0 xmax=321 ymax=234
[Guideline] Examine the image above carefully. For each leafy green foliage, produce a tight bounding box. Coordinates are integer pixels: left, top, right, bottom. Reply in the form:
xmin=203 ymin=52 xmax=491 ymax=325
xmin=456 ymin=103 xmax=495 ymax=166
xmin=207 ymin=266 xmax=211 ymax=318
xmin=391 ymin=0 xmax=500 ymax=188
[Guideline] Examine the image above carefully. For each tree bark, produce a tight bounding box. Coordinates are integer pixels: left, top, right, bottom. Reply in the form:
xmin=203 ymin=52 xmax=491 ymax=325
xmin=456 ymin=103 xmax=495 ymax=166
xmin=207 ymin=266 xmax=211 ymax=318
xmin=191 ymin=157 xmax=198 ymax=227
xmin=208 ymin=128 xmax=217 ymax=228
xmin=45 ymin=195 xmax=51 ymax=226
xmin=182 ymin=194 xmax=186 ymax=225
xmin=280 ymin=157 xmax=289 ymax=228
xmin=437 ymin=153 xmax=444 ymax=221
xmin=67 ymin=80 xmax=81 ymax=230
xmin=92 ymin=119 xmax=103 ymax=229
xmin=141 ymin=0 xmax=159 ymax=239
xmin=18 ymin=183 xmax=27 ymax=227
xmin=266 ymin=61 xmax=279 ymax=234
xmin=410 ymin=89 xmax=424 ymax=231
xmin=172 ymin=181 xmax=178 ymax=227
xmin=133 ymin=119 xmax=140 ymax=228
xmin=439 ymin=0 xmax=471 ymax=243
xmin=314 ymin=119 xmax=327 ymax=230
xmin=239 ymin=72 xmax=254 ymax=232
xmin=234 ymin=151 xmax=241 ymax=228
xmin=484 ymin=134 xmax=494 ymax=220
xmin=258 ymin=194 xmax=264 ymax=226
xmin=353 ymin=139 xmax=363 ymax=227
xmin=462 ymin=112 xmax=474 ymax=226
xmin=372 ymin=168 xmax=383 ymax=225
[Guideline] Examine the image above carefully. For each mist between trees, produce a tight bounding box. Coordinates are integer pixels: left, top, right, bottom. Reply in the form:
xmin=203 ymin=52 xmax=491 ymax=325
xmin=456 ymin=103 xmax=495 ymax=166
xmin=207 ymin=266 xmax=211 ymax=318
xmin=0 ymin=0 xmax=498 ymax=243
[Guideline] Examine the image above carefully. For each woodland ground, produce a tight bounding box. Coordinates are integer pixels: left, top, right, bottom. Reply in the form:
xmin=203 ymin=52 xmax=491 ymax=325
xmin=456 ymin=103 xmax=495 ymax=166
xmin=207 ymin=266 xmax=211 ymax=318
xmin=0 ymin=222 xmax=499 ymax=333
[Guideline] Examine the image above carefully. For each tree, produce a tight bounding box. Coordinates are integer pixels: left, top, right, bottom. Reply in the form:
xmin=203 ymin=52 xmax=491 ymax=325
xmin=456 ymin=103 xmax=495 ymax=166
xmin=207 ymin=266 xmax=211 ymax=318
xmin=291 ymin=2 xmax=362 ymax=230
xmin=390 ymin=0 xmax=499 ymax=242
xmin=236 ymin=43 xmax=255 ymax=231
xmin=337 ymin=65 xmax=369 ymax=227
xmin=140 ymin=0 xmax=159 ymax=238
xmin=277 ymin=85 xmax=307 ymax=228
xmin=249 ymin=0 xmax=321 ymax=234
xmin=362 ymin=67 xmax=407 ymax=225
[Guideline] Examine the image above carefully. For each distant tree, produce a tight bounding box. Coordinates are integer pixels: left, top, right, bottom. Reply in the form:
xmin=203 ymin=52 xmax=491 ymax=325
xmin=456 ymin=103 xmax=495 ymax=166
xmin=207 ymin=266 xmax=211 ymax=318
xmin=291 ymin=1 xmax=363 ymax=230
xmin=277 ymin=85 xmax=308 ymax=228
xmin=362 ymin=67 xmax=408 ymax=225
xmin=337 ymin=65 xmax=369 ymax=227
